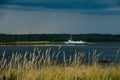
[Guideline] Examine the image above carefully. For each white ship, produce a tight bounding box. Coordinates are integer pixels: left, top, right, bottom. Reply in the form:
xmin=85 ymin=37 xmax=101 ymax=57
xmin=64 ymin=39 xmax=86 ymax=44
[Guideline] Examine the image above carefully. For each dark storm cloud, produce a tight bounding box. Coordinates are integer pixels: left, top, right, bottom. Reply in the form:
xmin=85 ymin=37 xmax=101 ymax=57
xmin=0 ymin=0 xmax=120 ymax=15
xmin=0 ymin=0 xmax=119 ymax=10
xmin=1 ymin=0 xmax=120 ymax=34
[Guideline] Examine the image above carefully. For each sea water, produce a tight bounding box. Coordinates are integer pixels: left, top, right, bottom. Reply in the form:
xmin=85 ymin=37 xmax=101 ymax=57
xmin=0 ymin=42 xmax=120 ymax=64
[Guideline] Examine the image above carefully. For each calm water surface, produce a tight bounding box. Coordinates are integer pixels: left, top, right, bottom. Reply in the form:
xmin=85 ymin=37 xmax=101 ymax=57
xmin=0 ymin=42 xmax=120 ymax=63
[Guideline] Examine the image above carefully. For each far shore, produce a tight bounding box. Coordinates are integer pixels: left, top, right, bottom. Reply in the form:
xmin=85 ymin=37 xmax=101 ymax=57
xmin=0 ymin=41 xmax=59 ymax=45
xmin=0 ymin=41 xmax=120 ymax=46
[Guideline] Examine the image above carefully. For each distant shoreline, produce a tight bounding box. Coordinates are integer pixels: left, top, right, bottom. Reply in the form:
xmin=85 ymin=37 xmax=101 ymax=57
xmin=0 ymin=41 xmax=58 ymax=45
xmin=0 ymin=34 xmax=120 ymax=42
xmin=0 ymin=41 xmax=120 ymax=45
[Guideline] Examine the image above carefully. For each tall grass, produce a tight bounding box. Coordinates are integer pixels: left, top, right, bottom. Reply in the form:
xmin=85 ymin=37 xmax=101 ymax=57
xmin=0 ymin=48 xmax=120 ymax=80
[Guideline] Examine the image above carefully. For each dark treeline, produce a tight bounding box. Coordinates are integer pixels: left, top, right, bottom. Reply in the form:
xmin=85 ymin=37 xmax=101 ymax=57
xmin=0 ymin=34 xmax=120 ymax=42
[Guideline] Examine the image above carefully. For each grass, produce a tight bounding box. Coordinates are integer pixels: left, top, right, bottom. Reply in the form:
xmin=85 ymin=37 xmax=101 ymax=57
xmin=0 ymin=48 xmax=120 ymax=80
xmin=0 ymin=41 xmax=57 ymax=45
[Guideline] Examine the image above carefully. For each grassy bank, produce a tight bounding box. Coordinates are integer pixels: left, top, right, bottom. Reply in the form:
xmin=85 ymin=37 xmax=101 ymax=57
xmin=0 ymin=41 xmax=57 ymax=45
xmin=0 ymin=48 xmax=120 ymax=80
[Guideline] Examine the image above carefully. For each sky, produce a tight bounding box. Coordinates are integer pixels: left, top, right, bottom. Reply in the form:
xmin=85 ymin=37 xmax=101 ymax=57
xmin=0 ymin=0 xmax=120 ymax=34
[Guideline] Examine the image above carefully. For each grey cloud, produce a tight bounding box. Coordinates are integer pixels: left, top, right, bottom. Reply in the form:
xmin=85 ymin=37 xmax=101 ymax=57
xmin=1 ymin=4 xmax=120 ymax=15
xmin=1 ymin=0 xmax=120 ymax=11
xmin=1 ymin=0 xmax=120 ymax=34
xmin=0 ymin=9 xmax=120 ymax=34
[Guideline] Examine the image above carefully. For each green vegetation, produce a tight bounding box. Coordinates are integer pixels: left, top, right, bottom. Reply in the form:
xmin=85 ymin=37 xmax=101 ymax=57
xmin=0 ymin=48 xmax=120 ymax=80
xmin=0 ymin=34 xmax=120 ymax=42
xmin=0 ymin=41 xmax=56 ymax=45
